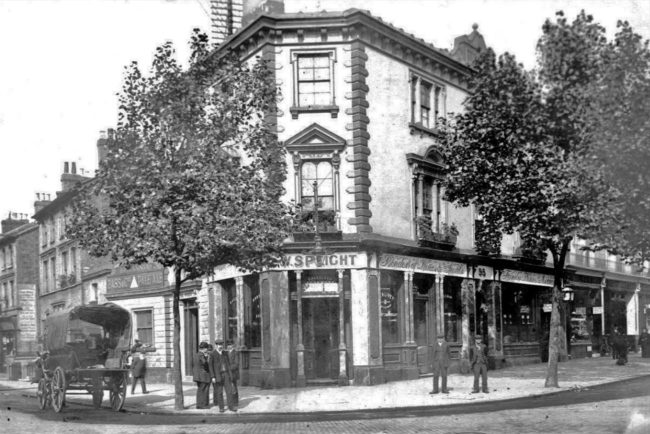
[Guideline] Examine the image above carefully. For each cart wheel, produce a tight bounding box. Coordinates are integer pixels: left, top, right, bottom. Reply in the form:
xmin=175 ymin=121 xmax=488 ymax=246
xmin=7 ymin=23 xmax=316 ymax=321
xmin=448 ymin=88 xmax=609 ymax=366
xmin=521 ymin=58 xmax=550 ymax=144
xmin=51 ymin=367 xmax=66 ymax=413
xmin=109 ymin=372 xmax=126 ymax=412
xmin=37 ymin=378 xmax=50 ymax=410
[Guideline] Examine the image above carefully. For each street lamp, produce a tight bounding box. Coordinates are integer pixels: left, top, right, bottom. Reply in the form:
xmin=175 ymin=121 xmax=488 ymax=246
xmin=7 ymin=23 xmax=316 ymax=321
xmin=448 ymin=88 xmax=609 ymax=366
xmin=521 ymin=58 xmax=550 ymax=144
xmin=562 ymin=286 xmax=575 ymax=302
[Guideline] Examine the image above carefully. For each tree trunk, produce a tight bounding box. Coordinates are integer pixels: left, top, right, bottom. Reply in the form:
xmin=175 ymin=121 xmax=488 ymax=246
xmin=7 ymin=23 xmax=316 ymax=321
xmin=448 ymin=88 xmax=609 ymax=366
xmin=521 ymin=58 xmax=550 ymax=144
xmin=544 ymin=241 xmax=569 ymax=388
xmin=173 ymin=267 xmax=184 ymax=409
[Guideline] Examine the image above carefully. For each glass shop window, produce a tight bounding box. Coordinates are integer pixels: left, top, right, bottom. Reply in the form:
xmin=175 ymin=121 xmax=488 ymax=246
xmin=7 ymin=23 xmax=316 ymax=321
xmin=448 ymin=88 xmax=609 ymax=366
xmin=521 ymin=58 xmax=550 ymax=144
xmin=381 ymin=270 xmax=402 ymax=345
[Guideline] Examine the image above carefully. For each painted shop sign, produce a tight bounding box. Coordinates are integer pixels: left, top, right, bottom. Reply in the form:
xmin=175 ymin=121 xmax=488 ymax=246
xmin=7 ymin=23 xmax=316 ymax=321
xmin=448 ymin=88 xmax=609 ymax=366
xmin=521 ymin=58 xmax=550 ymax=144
xmin=302 ymin=273 xmax=339 ymax=293
xmin=211 ymin=253 xmax=367 ymax=281
xmin=500 ymin=270 xmax=554 ymax=287
xmin=593 ymin=306 xmax=603 ymax=314
xmin=543 ymin=303 xmax=553 ymax=312
xmin=379 ymin=253 xmax=466 ymax=277
xmin=474 ymin=266 xmax=493 ymax=280
xmin=107 ymin=263 xmax=165 ymax=291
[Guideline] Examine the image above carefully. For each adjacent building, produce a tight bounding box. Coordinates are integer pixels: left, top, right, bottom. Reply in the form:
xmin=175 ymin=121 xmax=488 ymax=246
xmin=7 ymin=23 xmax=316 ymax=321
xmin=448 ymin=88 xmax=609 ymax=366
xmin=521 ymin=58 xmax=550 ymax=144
xmin=0 ymin=213 xmax=39 ymax=378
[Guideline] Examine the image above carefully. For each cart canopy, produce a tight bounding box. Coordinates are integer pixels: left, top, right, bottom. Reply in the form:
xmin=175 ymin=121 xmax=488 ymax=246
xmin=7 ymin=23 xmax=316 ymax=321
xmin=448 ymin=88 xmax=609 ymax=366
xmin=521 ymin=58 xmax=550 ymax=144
xmin=44 ymin=303 xmax=131 ymax=351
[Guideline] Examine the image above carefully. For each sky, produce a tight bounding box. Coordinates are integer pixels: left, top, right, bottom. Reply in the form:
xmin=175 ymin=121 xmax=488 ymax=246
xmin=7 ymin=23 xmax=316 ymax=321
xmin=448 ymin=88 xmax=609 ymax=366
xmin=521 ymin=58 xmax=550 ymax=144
xmin=0 ymin=0 xmax=649 ymax=223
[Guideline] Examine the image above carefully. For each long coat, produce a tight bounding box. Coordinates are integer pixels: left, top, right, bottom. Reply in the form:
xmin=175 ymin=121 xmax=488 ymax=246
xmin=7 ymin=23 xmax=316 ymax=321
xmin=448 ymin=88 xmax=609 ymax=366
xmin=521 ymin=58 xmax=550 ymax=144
xmin=192 ymin=352 xmax=211 ymax=384
xmin=209 ymin=350 xmax=231 ymax=383
xmin=228 ymin=349 xmax=240 ymax=382
xmin=432 ymin=341 xmax=452 ymax=368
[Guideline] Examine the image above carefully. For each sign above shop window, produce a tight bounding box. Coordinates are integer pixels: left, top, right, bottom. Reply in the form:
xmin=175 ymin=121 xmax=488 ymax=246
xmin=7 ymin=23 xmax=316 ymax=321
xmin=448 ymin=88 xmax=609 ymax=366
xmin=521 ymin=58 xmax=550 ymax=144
xmin=302 ymin=273 xmax=339 ymax=293
xmin=107 ymin=263 xmax=165 ymax=292
xmin=500 ymin=269 xmax=554 ymax=287
xmin=593 ymin=306 xmax=603 ymax=314
xmin=474 ymin=266 xmax=493 ymax=280
xmin=379 ymin=253 xmax=466 ymax=277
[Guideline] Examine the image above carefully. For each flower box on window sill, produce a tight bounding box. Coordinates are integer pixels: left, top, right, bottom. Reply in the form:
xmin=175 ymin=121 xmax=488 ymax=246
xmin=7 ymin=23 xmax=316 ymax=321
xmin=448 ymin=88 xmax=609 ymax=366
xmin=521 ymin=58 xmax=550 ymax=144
xmin=513 ymin=248 xmax=547 ymax=265
xmin=290 ymin=105 xmax=339 ymax=119
xmin=409 ymin=122 xmax=439 ymax=138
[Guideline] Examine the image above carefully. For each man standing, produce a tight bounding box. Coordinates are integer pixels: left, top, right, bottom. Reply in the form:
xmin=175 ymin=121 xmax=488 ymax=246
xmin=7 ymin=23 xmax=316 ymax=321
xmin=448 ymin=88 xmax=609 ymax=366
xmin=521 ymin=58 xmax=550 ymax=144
xmin=130 ymin=351 xmax=149 ymax=394
xmin=209 ymin=339 xmax=236 ymax=412
xmin=470 ymin=335 xmax=489 ymax=393
xmin=226 ymin=340 xmax=239 ymax=409
xmin=430 ymin=333 xmax=451 ymax=394
xmin=192 ymin=341 xmax=212 ymax=409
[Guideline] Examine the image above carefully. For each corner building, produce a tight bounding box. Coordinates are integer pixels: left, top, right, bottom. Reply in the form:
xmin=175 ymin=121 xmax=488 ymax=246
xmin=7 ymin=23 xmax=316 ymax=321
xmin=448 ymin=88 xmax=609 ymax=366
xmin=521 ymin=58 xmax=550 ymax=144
xmin=109 ymin=2 xmax=650 ymax=388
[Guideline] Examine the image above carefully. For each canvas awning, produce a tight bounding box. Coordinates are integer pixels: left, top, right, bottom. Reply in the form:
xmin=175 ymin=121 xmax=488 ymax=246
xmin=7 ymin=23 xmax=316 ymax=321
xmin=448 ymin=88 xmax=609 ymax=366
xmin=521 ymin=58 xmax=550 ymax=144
xmin=0 ymin=317 xmax=16 ymax=332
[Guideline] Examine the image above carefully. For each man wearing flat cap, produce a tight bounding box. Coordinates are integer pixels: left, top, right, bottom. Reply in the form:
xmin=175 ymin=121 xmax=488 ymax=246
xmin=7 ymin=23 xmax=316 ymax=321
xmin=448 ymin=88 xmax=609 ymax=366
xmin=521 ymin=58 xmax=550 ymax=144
xmin=192 ymin=341 xmax=212 ymax=409
xmin=470 ymin=335 xmax=489 ymax=393
xmin=209 ymin=339 xmax=236 ymax=412
xmin=430 ymin=333 xmax=451 ymax=394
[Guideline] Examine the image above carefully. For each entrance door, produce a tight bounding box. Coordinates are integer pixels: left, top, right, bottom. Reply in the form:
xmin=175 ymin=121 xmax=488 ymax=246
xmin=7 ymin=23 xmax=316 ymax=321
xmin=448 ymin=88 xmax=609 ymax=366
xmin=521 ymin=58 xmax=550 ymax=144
xmin=413 ymin=274 xmax=436 ymax=374
xmin=183 ymin=302 xmax=199 ymax=376
xmin=304 ymin=298 xmax=339 ymax=380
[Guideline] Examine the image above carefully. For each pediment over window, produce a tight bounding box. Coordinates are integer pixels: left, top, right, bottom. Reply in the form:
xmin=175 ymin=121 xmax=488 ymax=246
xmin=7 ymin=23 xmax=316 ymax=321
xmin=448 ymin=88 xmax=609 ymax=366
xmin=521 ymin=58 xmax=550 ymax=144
xmin=284 ymin=123 xmax=347 ymax=154
xmin=406 ymin=146 xmax=445 ymax=179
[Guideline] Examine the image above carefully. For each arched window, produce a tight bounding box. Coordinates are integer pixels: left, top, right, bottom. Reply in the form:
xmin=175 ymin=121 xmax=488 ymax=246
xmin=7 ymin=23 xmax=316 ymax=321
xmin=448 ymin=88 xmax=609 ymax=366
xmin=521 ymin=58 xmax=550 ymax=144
xmin=300 ymin=161 xmax=334 ymax=210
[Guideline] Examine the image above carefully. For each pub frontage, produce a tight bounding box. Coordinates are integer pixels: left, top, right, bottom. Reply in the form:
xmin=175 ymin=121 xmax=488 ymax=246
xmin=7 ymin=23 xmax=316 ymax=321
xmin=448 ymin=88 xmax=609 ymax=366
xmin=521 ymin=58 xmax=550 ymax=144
xmin=204 ymin=238 xmax=564 ymax=389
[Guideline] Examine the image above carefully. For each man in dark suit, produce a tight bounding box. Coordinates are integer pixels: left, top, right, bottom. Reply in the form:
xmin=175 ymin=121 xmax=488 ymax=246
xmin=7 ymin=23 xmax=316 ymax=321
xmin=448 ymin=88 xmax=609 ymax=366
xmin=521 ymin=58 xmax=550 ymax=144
xmin=130 ymin=351 xmax=148 ymax=394
xmin=470 ymin=335 xmax=489 ymax=393
xmin=430 ymin=333 xmax=451 ymax=394
xmin=226 ymin=340 xmax=239 ymax=408
xmin=192 ymin=341 xmax=212 ymax=409
xmin=209 ymin=339 xmax=236 ymax=412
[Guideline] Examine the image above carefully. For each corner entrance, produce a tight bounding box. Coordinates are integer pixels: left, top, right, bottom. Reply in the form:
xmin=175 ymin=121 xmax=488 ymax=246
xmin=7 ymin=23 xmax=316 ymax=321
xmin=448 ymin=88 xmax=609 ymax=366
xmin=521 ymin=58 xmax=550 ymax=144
xmin=303 ymin=298 xmax=339 ymax=380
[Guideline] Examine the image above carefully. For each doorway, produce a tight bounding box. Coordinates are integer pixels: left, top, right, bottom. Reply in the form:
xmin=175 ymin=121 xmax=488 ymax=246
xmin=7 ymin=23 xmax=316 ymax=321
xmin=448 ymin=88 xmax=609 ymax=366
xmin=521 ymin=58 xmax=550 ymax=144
xmin=303 ymin=298 xmax=339 ymax=380
xmin=183 ymin=301 xmax=199 ymax=376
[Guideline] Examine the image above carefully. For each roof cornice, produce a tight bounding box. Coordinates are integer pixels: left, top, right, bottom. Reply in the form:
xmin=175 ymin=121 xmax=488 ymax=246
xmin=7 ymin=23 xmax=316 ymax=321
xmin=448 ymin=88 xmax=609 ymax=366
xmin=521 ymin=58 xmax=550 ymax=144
xmin=212 ymin=8 xmax=473 ymax=90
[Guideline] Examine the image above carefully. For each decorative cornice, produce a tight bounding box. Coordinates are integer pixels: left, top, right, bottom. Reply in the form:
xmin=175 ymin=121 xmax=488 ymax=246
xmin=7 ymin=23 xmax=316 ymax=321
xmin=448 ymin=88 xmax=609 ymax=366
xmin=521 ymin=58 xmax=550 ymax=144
xmin=211 ymin=9 xmax=473 ymax=91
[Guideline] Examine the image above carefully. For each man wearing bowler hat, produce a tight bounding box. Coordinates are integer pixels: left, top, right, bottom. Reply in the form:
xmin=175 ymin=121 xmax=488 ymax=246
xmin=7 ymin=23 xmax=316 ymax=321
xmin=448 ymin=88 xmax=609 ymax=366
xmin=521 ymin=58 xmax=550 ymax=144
xmin=470 ymin=335 xmax=489 ymax=393
xmin=209 ymin=339 xmax=236 ymax=412
xmin=192 ymin=341 xmax=212 ymax=409
xmin=430 ymin=333 xmax=451 ymax=394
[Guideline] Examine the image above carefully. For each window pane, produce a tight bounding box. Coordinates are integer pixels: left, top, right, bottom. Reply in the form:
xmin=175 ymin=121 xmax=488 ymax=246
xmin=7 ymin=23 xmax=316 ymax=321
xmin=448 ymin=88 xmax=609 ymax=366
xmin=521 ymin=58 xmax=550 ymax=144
xmin=298 ymin=68 xmax=314 ymax=81
xmin=313 ymin=82 xmax=330 ymax=93
xmin=315 ymin=161 xmax=332 ymax=178
xmin=313 ymin=93 xmax=330 ymax=106
xmin=313 ymin=55 xmax=329 ymax=67
xmin=381 ymin=271 xmax=402 ymax=345
xmin=319 ymin=196 xmax=334 ymax=210
xmin=314 ymin=67 xmax=330 ymax=80
xmin=443 ymin=277 xmax=462 ymax=342
xmin=420 ymin=82 xmax=431 ymax=108
xmin=298 ymin=57 xmax=314 ymax=68
xmin=299 ymin=94 xmax=314 ymax=106
xmin=299 ymin=82 xmax=315 ymax=94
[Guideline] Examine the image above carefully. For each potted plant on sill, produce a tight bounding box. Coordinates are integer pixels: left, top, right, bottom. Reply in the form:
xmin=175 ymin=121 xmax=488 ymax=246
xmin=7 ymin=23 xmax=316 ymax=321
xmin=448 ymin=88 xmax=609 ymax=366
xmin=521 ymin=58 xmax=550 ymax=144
xmin=293 ymin=209 xmax=341 ymax=242
xmin=415 ymin=216 xmax=459 ymax=250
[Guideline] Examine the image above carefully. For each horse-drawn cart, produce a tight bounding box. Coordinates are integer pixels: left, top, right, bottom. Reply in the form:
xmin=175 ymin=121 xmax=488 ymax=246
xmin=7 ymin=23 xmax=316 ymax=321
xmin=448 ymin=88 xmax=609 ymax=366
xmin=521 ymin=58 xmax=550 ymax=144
xmin=37 ymin=303 xmax=132 ymax=412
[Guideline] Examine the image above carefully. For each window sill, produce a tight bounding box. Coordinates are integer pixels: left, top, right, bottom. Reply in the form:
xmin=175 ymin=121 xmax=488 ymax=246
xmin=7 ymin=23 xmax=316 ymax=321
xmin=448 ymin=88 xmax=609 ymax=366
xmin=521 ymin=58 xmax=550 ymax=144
xmin=409 ymin=122 xmax=439 ymax=138
xmin=290 ymin=105 xmax=339 ymax=119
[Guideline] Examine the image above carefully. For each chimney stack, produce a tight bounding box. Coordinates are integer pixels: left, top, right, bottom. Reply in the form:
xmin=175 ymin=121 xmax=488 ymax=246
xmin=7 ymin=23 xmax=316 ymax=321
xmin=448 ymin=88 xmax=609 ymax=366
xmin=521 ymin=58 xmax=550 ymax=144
xmin=1 ymin=211 xmax=30 ymax=234
xmin=34 ymin=192 xmax=52 ymax=214
xmin=60 ymin=160 xmax=90 ymax=192
xmin=211 ymin=0 xmax=284 ymax=46
xmin=97 ymin=128 xmax=114 ymax=168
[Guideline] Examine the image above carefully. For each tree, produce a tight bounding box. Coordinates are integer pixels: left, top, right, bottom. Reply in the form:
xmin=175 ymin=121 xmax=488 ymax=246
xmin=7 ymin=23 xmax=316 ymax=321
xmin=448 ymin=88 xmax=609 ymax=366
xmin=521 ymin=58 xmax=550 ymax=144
xmin=68 ymin=30 xmax=293 ymax=410
xmin=438 ymin=11 xmax=624 ymax=387
xmin=582 ymin=21 xmax=650 ymax=269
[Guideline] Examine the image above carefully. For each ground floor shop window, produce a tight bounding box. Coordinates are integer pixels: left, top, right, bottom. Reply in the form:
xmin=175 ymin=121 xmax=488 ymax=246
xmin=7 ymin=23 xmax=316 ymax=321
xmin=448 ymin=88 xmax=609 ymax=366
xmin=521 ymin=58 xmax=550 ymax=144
xmin=444 ymin=277 xmax=462 ymax=343
xmin=413 ymin=273 xmax=435 ymax=346
xmin=502 ymin=283 xmax=541 ymax=343
xmin=381 ymin=270 xmax=402 ymax=345
xmin=222 ymin=279 xmax=238 ymax=344
xmin=605 ymin=291 xmax=628 ymax=335
xmin=569 ymin=290 xmax=594 ymax=343
xmin=245 ymin=275 xmax=261 ymax=348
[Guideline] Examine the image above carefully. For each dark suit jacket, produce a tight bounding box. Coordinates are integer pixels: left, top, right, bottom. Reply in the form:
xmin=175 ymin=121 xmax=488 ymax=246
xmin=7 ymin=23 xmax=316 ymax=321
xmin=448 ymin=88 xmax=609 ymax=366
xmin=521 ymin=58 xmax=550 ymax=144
xmin=209 ymin=350 xmax=231 ymax=382
xmin=470 ymin=343 xmax=488 ymax=368
xmin=192 ymin=352 xmax=211 ymax=384
xmin=131 ymin=357 xmax=147 ymax=378
xmin=432 ymin=341 xmax=452 ymax=368
xmin=228 ymin=350 xmax=240 ymax=381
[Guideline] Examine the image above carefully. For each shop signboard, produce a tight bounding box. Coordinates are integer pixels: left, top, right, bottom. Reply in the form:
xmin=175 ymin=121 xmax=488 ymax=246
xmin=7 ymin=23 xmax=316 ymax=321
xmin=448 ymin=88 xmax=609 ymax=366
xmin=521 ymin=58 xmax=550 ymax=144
xmin=302 ymin=273 xmax=339 ymax=294
xmin=474 ymin=265 xmax=494 ymax=280
xmin=500 ymin=269 xmax=554 ymax=287
xmin=593 ymin=306 xmax=603 ymax=314
xmin=543 ymin=303 xmax=553 ymax=312
xmin=378 ymin=253 xmax=466 ymax=277
xmin=211 ymin=252 xmax=368 ymax=281
xmin=107 ymin=263 xmax=166 ymax=292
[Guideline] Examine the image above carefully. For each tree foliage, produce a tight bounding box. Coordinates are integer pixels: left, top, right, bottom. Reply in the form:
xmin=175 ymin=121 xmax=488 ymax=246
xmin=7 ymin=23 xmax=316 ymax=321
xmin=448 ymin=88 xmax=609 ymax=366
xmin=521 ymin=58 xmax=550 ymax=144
xmin=437 ymin=11 xmax=645 ymax=387
xmin=582 ymin=21 xmax=650 ymax=267
xmin=68 ymin=30 xmax=292 ymax=409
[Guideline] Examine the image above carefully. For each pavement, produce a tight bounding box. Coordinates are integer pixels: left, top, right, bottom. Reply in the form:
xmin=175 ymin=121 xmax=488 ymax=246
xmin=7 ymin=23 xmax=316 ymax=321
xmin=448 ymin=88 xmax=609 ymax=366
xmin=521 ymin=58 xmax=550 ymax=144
xmin=3 ymin=352 xmax=650 ymax=416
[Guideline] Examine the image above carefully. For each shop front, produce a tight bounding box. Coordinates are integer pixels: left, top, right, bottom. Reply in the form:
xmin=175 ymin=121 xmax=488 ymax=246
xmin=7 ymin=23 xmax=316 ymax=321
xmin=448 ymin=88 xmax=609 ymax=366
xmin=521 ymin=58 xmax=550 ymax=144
xmin=604 ymin=279 xmax=639 ymax=350
xmin=499 ymin=269 xmax=554 ymax=367
xmin=565 ymin=272 xmax=603 ymax=359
